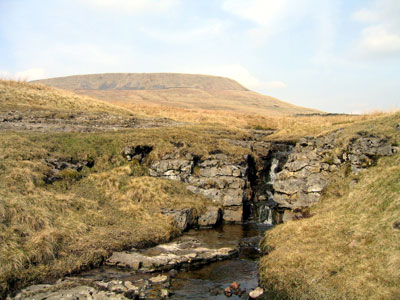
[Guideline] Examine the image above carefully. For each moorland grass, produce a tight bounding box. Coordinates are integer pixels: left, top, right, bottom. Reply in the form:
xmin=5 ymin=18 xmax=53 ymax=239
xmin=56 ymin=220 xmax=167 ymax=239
xmin=1 ymin=79 xmax=399 ymax=299
xmin=0 ymin=129 xmax=223 ymax=297
xmin=259 ymin=112 xmax=400 ymax=300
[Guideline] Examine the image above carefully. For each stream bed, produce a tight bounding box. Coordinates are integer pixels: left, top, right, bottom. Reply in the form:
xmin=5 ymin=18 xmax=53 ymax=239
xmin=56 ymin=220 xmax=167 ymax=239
xmin=168 ymin=223 xmax=269 ymax=299
xmin=11 ymin=223 xmax=271 ymax=300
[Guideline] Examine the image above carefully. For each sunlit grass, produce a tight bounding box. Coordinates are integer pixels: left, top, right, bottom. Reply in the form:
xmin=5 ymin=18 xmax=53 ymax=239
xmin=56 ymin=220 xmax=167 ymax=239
xmin=259 ymin=112 xmax=400 ymax=300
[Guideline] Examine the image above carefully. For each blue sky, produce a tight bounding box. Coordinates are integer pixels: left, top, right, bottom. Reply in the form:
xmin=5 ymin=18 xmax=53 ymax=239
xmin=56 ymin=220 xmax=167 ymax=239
xmin=0 ymin=0 xmax=399 ymax=113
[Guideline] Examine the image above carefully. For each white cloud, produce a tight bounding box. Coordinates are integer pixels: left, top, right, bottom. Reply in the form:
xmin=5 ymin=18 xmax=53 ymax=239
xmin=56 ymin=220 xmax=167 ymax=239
xmin=179 ymin=64 xmax=286 ymax=91
xmin=140 ymin=20 xmax=228 ymax=43
xmin=352 ymin=8 xmax=379 ymax=23
xmin=52 ymin=43 xmax=121 ymax=66
xmin=15 ymin=43 xmax=129 ymax=78
xmin=81 ymin=0 xmax=180 ymax=14
xmin=352 ymin=0 xmax=400 ymax=59
xmin=222 ymin=0 xmax=338 ymax=66
xmin=264 ymin=81 xmax=287 ymax=89
xmin=222 ymin=0 xmax=310 ymax=41
xmin=357 ymin=25 xmax=400 ymax=56
xmin=0 ymin=68 xmax=47 ymax=81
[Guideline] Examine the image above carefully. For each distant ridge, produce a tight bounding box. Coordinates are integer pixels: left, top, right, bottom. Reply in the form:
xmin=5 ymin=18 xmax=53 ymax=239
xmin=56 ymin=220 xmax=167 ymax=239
xmin=32 ymin=73 xmax=248 ymax=91
xmin=33 ymin=73 xmax=321 ymax=116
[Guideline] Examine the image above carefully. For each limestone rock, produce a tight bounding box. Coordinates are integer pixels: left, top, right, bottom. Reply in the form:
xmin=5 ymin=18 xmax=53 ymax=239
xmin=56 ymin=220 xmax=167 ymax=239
xmin=149 ymin=275 xmax=168 ymax=284
xmin=11 ymin=285 xmax=129 ymax=300
xmin=122 ymin=145 xmax=153 ymax=162
xmin=273 ymin=178 xmax=303 ymax=195
xmin=106 ymin=236 xmax=238 ymax=272
xmin=222 ymin=189 xmax=244 ymax=206
xmin=223 ymin=207 xmax=243 ymax=223
xmin=198 ymin=207 xmax=221 ymax=227
xmin=106 ymin=252 xmax=142 ymax=270
xmin=161 ymin=208 xmax=194 ymax=231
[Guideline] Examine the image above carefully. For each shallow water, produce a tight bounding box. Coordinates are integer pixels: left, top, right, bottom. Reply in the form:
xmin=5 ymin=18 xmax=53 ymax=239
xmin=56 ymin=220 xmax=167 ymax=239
xmin=78 ymin=223 xmax=271 ymax=299
xmin=169 ymin=223 xmax=270 ymax=299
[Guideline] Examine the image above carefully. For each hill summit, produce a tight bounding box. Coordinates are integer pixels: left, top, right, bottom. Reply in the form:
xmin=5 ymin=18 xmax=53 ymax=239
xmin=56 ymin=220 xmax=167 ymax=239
xmin=33 ymin=73 xmax=321 ymax=116
xmin=32 ymin=73 xmax=248 ymax=91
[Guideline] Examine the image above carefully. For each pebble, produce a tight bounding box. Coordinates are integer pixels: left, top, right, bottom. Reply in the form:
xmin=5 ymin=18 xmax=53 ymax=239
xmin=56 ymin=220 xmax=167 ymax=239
xmin=249 ymin=287 xmax=264 ymax=299
xmin=150 ymin=274 xmax=169 ymax=284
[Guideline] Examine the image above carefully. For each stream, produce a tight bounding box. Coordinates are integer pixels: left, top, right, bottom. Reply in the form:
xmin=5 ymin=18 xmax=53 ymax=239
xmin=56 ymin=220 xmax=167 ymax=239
xmin=11 ymin=223 xmax=271 ymax=299
xmin=78 ymin=223 xmax=271 ymax=299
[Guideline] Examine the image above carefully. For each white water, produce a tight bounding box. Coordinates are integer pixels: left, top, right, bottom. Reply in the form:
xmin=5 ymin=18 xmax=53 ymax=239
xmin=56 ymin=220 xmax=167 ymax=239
xmin=268 ymin=158 xmax=279 ymax=184
xmin=258 ymin=205 xmax=273 ymax=225
xmin=258 ymin=157 xmax=280 ymax=224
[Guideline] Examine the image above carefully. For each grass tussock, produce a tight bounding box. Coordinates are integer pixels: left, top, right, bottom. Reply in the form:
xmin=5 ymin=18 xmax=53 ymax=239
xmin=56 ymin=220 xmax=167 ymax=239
xmin=259 ymin=112 xmax=400 ymax=300
xmin=0 ymin=130 xmax=218 ymax=298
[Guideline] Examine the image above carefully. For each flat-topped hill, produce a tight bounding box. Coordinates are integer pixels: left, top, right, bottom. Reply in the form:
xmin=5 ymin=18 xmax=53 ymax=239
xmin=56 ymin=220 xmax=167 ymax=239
xmin=32 ymin=73 xmax=248 ymax=91
xmin=33 ymin=73 xmax=321 ymax=116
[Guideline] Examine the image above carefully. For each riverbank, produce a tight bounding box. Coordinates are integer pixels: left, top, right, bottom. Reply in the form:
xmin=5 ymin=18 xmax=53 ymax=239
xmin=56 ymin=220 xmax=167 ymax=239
xmin=7 ymin=224 xmax=270 ymax=300
xmin=259 ymin=112 xmax=400 ymax=300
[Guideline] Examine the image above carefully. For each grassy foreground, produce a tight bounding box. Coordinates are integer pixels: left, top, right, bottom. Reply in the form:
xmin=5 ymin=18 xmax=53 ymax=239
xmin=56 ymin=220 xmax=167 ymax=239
xmin=1 ymin=79 xmax=399 ymax=299
xmin=259 ymin=112 xmax=400 ymax=300
xmin=0 ymin=80 xmax=255 ymax=297
xmin=0 ymin=129 xmax=226 ymax=298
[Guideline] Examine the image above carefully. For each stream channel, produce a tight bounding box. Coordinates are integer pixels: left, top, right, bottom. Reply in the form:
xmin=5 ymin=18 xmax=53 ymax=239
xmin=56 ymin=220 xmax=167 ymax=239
xmin=77 ymin=223 xmax=271 ymax=300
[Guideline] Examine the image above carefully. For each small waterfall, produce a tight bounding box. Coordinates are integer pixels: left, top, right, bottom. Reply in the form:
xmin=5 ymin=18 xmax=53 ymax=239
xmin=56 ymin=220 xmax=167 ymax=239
xmin=257 ymin=157 xmax=280 ymax=224
xmin=258 ymin=205 xmax=273 ymax=225
xmin=268 ymin=158 xmax=279 ymax=184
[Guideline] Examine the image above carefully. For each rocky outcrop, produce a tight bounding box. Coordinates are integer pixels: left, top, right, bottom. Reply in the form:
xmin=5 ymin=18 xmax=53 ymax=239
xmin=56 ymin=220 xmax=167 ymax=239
xmin=42 ymin=158 xmax=95 ymax=184
xmin=8 ymin=276 xmax=173 ymax=300
xmin=147 ymin=139 xmax=294 ymax=223
xmin=122 ymin=145 xmax=153 ymax=162
xmin=161 ymin=207 xmax=221 ymax=230
xmin=161 ymin=208 xmax=195 ymax=231
xmin=150 ymin=153 xmax=251 ymax=222
xmin=346 ymin=133 xmax=395 ymax=174
xmin=129 ymin=130 xmax=395 ymax=225
xmin=0 ymin=110 xmax=179 ymax=133
xmin=272 ymin=131 xmax=396 ymax=221
xmin=197 ymin=206 xmax=222 ymax=227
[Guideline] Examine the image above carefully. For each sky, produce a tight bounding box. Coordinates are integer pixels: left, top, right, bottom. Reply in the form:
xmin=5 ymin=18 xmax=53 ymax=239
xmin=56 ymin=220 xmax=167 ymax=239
xmin=0 ymin=0 xmax=399 ymax=113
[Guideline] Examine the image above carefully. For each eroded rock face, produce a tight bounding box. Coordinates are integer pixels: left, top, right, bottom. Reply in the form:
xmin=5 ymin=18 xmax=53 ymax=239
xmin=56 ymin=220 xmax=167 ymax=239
xmin=273 ymin=131 xmax=395 ymax=220
xmin=346 ymin=134 xmax=395 ymax=174
xmin=197 ymin=207 xmax=221 ymax=227
xmin=138 ymin=131 xmax=395 ymax=224
xmin=150 ymin=153 xmax=251 ymax=222
xmin=272 ymin=135 xmax=335 ymax=210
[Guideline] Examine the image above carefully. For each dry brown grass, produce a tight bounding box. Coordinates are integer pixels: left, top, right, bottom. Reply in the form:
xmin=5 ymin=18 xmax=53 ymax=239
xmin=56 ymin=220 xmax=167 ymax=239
xmin=1 ymin=79 xmax=399 ymax=299
xmin=0 ymin=79 xmax=131 ymax=116
xmin=108 ymin=101 xmax=390 ymax=141
xmin=259 ymin=112 xmax=400 ymax=300
xmin=32 ymin=72 xmax=321 ymax=116
xmin=75 ymin=87 xmax=320 ymax=117
xmin=31 ymin=73 xmax=248 ymax=91
xmin=0 ymin=130 xmax=217 ymax=298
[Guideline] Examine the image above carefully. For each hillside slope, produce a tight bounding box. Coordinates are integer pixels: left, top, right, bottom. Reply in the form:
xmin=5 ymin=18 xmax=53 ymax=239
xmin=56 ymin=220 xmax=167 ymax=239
xmin=0 ymin=79 xmax=180 ymax=132
xmin=259 ymin=112 xmax=400 ymax=300
xmin=1 ymin=79 xmax=396 ymax=299
xmin=32 ymin=73 xmax=321 ymax=116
